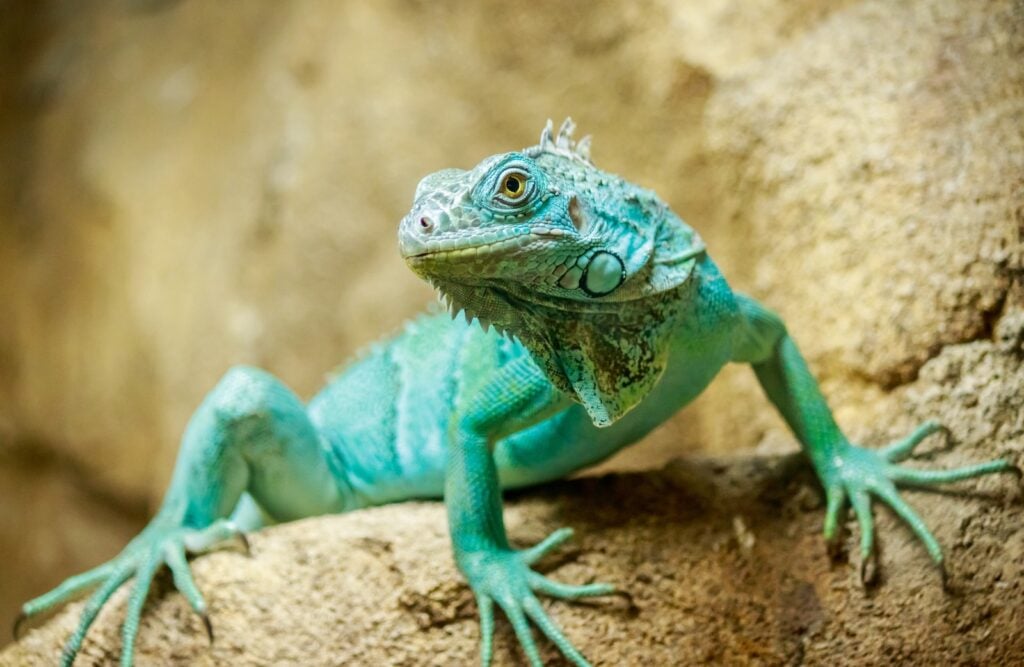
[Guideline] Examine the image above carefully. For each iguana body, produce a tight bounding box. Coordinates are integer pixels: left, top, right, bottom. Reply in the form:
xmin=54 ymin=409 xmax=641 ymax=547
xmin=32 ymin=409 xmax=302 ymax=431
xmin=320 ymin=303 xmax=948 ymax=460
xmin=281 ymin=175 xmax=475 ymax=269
xmin=17 ymin=120 xmax=1017 ymax=667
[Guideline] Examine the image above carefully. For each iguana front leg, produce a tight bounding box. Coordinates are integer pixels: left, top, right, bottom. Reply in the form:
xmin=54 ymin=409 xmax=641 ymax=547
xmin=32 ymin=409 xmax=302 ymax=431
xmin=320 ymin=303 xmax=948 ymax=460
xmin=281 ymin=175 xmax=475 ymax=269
xmin=448 ymin=355 xmax=615 ymax=667
xmin=733 ymin=294 xmax=1019 ymax=582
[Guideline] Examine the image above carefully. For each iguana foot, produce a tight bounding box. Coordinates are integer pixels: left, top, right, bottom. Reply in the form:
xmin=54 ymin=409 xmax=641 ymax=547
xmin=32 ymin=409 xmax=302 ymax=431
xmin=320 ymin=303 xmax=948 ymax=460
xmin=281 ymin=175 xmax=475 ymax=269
xmin=821 ymin=420 xmax=1020 ymax=586
xmin=460 ymin=527 xmax=615 ymax=667
xmin=17 ymin=517 xmax=248 ymax=666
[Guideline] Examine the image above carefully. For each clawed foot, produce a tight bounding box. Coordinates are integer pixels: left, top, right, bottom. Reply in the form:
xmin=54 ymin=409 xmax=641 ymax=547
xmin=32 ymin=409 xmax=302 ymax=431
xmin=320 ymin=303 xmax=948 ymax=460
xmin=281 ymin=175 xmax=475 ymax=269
xmin=460 ymin=527 xmax=616 ymax=667
xmin=15 ymin=517 xmax=249 ymax=666
xmin=822 ymin=420 xmax=1020 ymax=587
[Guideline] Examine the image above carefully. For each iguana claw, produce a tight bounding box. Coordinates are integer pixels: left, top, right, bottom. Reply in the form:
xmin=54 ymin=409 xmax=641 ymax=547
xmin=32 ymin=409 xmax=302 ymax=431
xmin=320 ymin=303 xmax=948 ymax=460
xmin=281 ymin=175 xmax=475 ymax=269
xmin=858 ymin=552 xmax=877 ymax=587
xmin=14 ymin=516 xmax=250 ymax=666
xmin=220 ymin=530 xmax=251 ymax=557
xmin=237 ymin=531 xmax=251 ymax=556
xmin=13 ymin=610 xmax=26 ymax=641
xmin=460 ymin=527 xmax=616 ymax=667
xmin=200 ymin=611 xmax=214 ymax=643
xmin=823 ymin=420 xmax=1017 ymax=588
xmin=826 ymin=534 xmax=845 ymax=562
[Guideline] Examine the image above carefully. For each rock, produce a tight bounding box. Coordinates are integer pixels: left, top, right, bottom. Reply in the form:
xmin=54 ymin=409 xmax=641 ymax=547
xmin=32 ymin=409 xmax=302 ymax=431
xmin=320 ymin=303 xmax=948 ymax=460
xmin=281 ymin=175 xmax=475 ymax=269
xmin=689 ymin=0 xmax=1024 ymax=460
xmin=709 ymin=0 xmax=1021 ymax=384
xmin=3 ymin=327 xmax=1023 ymax=665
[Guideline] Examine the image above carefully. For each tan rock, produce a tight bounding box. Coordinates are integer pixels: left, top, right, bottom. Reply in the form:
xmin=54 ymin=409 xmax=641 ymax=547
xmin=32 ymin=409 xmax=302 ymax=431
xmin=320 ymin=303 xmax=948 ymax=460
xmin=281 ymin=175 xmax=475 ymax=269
xmin=707 ymin=0 xmax=1021 ymax=384
xmin=664 ymin=0 xmax=1024 ymax=462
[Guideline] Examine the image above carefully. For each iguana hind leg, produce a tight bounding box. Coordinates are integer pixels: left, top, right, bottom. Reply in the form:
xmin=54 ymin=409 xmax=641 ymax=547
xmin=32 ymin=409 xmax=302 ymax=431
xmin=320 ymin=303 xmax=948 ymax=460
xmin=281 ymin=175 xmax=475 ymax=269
xmin=18 ymin=365 xmax=350 ymax=666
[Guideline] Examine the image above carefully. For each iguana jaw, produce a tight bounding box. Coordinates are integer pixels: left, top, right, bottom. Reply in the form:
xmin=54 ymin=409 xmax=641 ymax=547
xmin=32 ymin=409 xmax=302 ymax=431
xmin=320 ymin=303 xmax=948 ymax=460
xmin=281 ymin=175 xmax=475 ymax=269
xmin=401 ymin=224 xmax=572 ymax=268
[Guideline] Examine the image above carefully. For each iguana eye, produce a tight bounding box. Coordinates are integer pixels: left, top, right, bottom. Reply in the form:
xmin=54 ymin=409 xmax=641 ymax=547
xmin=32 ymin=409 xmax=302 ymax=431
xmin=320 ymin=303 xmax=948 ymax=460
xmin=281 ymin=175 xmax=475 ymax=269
xmin=497 ymin=170 xmax=529 ymax=202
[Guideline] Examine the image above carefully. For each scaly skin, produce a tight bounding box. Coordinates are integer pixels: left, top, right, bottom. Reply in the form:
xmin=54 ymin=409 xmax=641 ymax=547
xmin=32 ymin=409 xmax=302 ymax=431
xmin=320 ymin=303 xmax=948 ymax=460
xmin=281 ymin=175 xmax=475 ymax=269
xmin=15 ymin=120 xmax=1018 ymax=666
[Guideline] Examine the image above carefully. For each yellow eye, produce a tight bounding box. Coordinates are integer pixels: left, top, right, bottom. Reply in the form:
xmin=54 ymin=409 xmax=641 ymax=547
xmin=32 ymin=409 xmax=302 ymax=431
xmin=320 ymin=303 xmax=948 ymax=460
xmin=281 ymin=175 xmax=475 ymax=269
xmin=500 ymin=172 xmax=527 ymax=199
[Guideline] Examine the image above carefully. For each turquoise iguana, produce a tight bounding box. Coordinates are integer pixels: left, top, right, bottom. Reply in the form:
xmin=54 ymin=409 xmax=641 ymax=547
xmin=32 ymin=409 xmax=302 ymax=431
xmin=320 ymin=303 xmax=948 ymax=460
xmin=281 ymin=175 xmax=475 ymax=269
xmin=16 ymin=119 xmax=1018 ymax=666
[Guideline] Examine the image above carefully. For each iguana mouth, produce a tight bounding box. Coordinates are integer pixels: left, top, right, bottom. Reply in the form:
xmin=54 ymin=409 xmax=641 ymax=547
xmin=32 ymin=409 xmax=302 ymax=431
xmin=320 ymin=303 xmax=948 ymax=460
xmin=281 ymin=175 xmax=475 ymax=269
xmin=401 ymin=226 xmax=572 ymax=265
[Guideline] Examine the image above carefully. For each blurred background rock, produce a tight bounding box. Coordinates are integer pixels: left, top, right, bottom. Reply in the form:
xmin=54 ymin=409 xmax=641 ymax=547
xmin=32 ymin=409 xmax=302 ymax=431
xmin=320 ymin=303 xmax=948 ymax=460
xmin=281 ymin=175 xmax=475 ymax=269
xmin=0 ymin=0 xmax=1020 ymax=636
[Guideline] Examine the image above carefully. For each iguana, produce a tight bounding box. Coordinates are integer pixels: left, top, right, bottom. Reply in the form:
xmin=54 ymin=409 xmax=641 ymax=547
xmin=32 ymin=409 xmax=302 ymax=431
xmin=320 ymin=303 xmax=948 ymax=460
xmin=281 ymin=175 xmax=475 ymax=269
xmin=15 ymin=119 xmax=1018 ymax=667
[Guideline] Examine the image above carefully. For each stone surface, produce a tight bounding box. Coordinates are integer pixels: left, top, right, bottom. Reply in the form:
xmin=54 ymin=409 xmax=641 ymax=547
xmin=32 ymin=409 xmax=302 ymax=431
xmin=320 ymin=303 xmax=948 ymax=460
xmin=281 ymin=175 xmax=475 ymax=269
xmin=3 ymin=319 xmax=1024 ymax=665
xmin=688 ymin=0 xmax=1024 ymax=460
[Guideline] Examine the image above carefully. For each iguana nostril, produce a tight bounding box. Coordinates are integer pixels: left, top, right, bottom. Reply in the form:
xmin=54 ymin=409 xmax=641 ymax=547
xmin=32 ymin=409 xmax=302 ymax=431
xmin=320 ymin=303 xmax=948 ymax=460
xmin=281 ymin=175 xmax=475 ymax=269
xmin=419 ymin=217 xmax=434 ymax=233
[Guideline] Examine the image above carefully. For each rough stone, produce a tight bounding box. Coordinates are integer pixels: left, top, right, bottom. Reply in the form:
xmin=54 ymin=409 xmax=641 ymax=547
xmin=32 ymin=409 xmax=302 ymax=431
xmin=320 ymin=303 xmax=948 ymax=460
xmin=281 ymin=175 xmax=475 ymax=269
xmin=687 ymin=0 xmax=1024 ymax=461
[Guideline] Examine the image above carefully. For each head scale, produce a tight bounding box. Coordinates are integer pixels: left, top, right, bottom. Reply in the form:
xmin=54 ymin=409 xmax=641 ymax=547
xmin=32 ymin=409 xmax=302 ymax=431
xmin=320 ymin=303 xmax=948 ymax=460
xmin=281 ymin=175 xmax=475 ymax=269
xmin=398 ymin=119 xmax=706 ymax=425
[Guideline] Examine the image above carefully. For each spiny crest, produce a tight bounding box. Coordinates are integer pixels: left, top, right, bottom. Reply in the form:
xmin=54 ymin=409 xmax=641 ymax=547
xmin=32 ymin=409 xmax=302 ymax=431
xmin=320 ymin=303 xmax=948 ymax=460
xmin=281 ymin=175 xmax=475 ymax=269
xmin=524 ymin=117 xmax=593 ymax=164
xmin=428 ymin=278 xmax=506 ymax=338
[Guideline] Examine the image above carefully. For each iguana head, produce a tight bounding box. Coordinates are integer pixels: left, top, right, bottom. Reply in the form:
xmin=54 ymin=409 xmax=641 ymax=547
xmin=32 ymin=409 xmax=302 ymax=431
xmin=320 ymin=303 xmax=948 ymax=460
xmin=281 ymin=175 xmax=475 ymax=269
xmin=398 ymin=119 xmax=706 ymax=426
